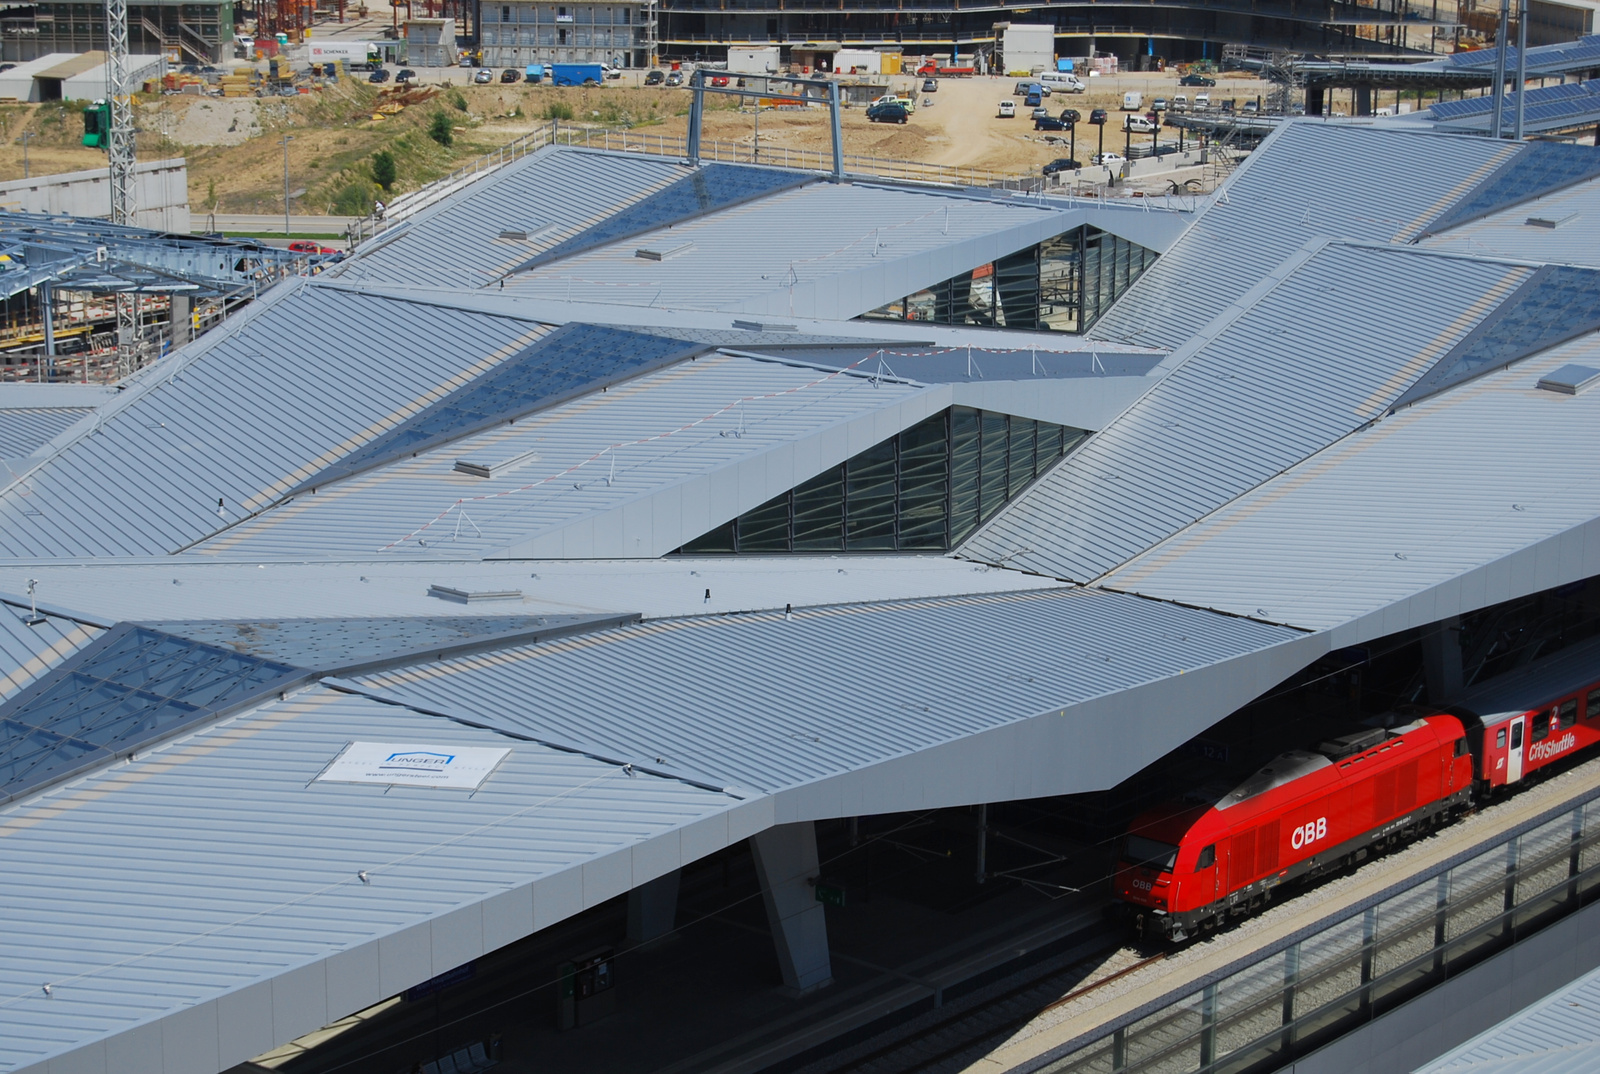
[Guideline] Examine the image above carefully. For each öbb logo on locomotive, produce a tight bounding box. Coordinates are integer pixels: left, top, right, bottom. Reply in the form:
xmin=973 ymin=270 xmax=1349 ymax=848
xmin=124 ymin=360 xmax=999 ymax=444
xmin=1290 ymin=816 xmax=1327 ymax=850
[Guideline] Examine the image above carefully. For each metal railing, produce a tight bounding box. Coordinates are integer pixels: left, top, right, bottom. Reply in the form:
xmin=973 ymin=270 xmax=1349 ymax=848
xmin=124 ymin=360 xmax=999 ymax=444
xmin=1020 ymin=785 xmax=1600 ymax=1074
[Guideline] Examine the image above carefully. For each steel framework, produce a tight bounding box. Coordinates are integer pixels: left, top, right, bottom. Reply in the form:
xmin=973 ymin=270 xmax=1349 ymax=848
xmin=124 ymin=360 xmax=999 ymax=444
xmin=105 ymin=0 xmax=142 ymax=376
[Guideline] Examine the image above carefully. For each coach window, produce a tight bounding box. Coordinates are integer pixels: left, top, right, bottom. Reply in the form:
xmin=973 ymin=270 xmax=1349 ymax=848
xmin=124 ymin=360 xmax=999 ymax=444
xmin=1560 ymin=700 xmax=1579 ymax=729
xmin=1533 ymin=710 xmax=1551 ymax=741
xmin=1588 ymin=687 xmax=1600 ymax=719
xmin=1196 ymin=845 xmax=1215 ymax=869
xmin=1497 ymin=728 xmax=1508 ymax=749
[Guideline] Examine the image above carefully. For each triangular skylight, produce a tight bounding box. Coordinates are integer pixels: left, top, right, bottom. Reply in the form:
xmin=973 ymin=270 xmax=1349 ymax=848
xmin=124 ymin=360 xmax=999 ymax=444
xmin=298 ymin=323 xmax=703 ymax=490
xmin=0 ymin=624 xmax=301 ymax=803
xmin=1419 ymin=141 xmax=1600 ymax=238
xmin=1394 ymin=264 xmax=1600 ymax=408
xmin=519 ymin=163 xmax=812 ymax=270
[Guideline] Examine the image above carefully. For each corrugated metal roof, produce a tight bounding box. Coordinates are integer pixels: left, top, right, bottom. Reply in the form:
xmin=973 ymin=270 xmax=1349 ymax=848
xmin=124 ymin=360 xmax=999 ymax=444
xmin=328 ymin=147 xmax=686 ymax=289
xmin=1089 ymin=123 xmax=1517 ymax=350
xmin=1097 ymin=331 xmax=1600 ymax=631
xmin=0 ymin=282 xmax=547 ymax=558
xmin=0 ymin=556 xmax=1066 ymax=624
xmin=188 ymin=352 xmax=938 ymax=560
xmin=0 ymin=600 xmax=100 ymax=702
xmin=0 ymin=408 xmax=92 ymax=459
xmin=1420 ymin=175 xmax=1600 ymax=267
xmin=961 ymin=243 xmax=1531 ymax=583
xmin=1413 ymin=960 xmax=1600 ymax=1073
xmin=0 ymin=685 xmax=742 ymax=1074
xmin=501 ymin=181 xmax=1075 ymax=318
xmin=349 ymin=586 xmax=1300 ymax=796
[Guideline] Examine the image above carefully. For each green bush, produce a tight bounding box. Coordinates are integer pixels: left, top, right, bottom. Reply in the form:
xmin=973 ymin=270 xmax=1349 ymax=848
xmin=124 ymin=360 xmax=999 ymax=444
xmin=331 ymin=180 xmax=375 ymax=216
xmin=371 ymin=149 xmax=396 ymax=191
xmin=543 ymin=101 xmax=574 ymax=121
xmin=427 ymin=111 xmax=454 ymax=146
xmin=449 ymin=90 xmax=469 ymax=112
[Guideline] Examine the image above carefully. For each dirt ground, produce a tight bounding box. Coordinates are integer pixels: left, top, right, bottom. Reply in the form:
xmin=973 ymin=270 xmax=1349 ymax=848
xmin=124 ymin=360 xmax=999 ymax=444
xmin=0 ymin=65 xmax=1273 ymax=214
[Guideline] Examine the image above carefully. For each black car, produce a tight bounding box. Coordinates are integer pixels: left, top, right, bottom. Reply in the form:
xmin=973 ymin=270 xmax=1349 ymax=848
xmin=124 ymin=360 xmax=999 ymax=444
xmin=1179 ymin=73 xmax=1217 ymax=87
xmin=645 ymin=69 xmax=665 ymax=85
xmin=396 ymin=68 xmax=416 ymax=83
xmin=1059 ymin=107 xmax=1081 ymax=123
xmin=1042 ymin=157 xmax=1082 ymax=175
xmin=866 ymin=102 xmax=909 ymax=124
xmin=499 ymin=68 xmax=520 ymax=82
xmin=367 ymin=68 xmax=391 ymax=83
xmin=1089 ymin=108 xmax=1108 ymax=124
xmin=1034 ymin=116 xmax=1070 ymax=131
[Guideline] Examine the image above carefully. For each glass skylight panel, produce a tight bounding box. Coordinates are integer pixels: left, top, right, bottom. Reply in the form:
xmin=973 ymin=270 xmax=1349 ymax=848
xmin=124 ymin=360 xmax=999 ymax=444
xmin=524 ymin=164 xmax=811 ymax=269
xmin=0 ymin=625 xmax=300 ymax=802
xmin=307 ymin=323 xmax=702 ymax=488
xmin=1395 ymin=265 xmax=1600 ymax=408
xmin=1423 ymin=142 xmax=1600 ymax=236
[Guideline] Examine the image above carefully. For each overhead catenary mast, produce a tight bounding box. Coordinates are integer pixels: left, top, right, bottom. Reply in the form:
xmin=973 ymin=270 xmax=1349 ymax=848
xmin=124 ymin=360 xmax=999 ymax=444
xmin=105 ymin=0 xmax=141 ymax=376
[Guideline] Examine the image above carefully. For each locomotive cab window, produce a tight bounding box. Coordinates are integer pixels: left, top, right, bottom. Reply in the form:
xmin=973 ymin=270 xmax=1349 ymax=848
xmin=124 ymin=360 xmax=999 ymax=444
xmin=1196 ymin=844 xmax=1215 ymax=869
xmin=1561 ymin=700 xmax=1579 ymax=730
xmin=1533 ymin=711 xmax=1551 ymax=742
xmin=1124 ymin=835 xmax=1179 ymax=872
xmin=1455 ymin=737 xmax=1469 ymax=757
xmin=1497 ymin=728 xmax=1508 ymax=749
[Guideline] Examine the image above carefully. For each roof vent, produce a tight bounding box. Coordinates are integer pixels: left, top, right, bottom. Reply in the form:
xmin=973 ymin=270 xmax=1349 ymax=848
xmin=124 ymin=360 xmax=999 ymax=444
xmin=497 ymin=224 xmax=554 ymax=242
xmin=635 ymin=241 xmax=693 ymax=261
xmin=1537 ymin=364 xmax=1600 ymax=395
xmin=1317 ymin=728 xmax=1388 ymax=760
xmin=454 ymin=448 xmax=542 ymax=478
xmin=427 ymin=585 xmax=523 ymax=604
xmin=731 ymin=319 xmax=799 ymax=332
xmin=1525 ymin=213 xmax=1578 ymax=229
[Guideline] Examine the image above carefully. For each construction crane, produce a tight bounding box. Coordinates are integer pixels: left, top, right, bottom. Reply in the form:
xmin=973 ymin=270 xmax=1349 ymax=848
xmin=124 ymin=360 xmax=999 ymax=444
xmin=104 ymin=0 xmax=141 ymax=376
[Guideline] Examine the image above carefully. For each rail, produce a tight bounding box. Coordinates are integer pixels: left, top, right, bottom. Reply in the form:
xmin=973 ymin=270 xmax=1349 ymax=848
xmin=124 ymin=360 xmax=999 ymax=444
xmin=1013 ymin=781 xmax=1600 ymax=1074
xmin=343 ymin=122 xmax=1047 ymax=248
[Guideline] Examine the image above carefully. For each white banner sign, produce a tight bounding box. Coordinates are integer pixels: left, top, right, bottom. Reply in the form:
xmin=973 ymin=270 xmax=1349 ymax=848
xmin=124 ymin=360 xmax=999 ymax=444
xmin=308 ymin=41 xmax=375 ymax=63
xmin=316 ymin=742 xmax=510 ymax=790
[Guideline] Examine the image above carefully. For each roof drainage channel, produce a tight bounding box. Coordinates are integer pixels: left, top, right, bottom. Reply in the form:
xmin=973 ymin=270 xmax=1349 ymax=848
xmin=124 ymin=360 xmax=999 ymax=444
xmin=514 ymin=163 xmax=814 ymax=272
xmin=1417 ymin=141 xmax=1600 ymax=239
xmin=0 ymin=611 xmax=639 ymax=806
xmin=289 ymin=322 xmax=706 ymax=495
xmin=1393 ymin=263 xmax=1600 ymax=409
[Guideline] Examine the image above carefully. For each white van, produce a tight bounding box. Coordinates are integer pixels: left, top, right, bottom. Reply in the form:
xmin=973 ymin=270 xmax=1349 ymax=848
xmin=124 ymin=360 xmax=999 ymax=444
xmin=1122 ymin=90 xmax=1143 ymax=110
xmin=1040 ymin=71 xmax=1087 ymax=93
xmin=1194 ymin=91 xmax=1211 ymax=109
xmin=1171 ymin=93 xmax=1188 ymax=111
xmin=1124 ymin=114 xmax=1156 ymax=133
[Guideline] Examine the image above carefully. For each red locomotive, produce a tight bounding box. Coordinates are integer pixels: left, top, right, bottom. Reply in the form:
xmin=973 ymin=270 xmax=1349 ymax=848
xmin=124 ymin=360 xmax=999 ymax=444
xmin=1115 ymin=639 xmax=1600 ymax=942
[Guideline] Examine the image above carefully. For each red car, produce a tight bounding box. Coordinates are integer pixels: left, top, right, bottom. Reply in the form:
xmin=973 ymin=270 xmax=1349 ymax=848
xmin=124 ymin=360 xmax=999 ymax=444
xmin=287 ymin=240 xmax=338 ymax=255
xmin=710 ymin=75 xmax=730 ymax=87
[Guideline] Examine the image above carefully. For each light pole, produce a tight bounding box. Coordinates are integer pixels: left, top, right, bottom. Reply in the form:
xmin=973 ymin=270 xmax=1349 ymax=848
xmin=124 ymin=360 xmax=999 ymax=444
xmin=20 ymin=131 xmax=29 ymax=178
xmin=282 ymin=134 xmax=293 ymax=237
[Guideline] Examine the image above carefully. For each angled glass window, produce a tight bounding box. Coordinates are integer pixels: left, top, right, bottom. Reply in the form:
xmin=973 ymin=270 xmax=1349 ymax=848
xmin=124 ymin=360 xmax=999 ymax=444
xmin=523 ymin=164 xmax=811 ymax=269
xmin=678 ymin=407 xmax=1087 ymax=554
xmin=302 ymin=323 xmax=702 ymax=489
xmin=862 ymin=225 xmax=1156 ymax=334
xmin=1395 ymin=264 xmax=1600 ymax=408
xmin=1421 ymin=142 xmax=1600 ymax=237
xmin=0 ymin=624 xmax=302 ymax=803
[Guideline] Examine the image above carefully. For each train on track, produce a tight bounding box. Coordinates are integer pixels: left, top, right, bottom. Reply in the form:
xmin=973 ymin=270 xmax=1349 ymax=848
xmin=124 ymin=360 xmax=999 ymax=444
xmin=1114 ymin=639 xmax=1600 ymax=942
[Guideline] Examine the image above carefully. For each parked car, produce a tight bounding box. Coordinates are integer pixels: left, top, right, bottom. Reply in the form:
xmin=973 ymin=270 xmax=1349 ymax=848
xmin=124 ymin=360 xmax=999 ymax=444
xmin=367 ymin=68 xmax=391 ymax=83
xmin=922 ymin=78 xmax=937 ymax=92
xmin=1013 ymin=80 xmax=1032 ymax=96
xmin=287 ymin=241 xmax=338 ymax=255
xmin=1031 ymin=106 xmax=1051 ymax=121
xmin=1194 ymin=92 xmax=1211 ymax=109
xmin=1037 ymin=83 xmax=1052 ymax=96
xmin=1058 ymin=107 xmax=1081 ymax=123
xmin=645 ymin=69 xmax=665 ymax=85
xmin=1171 ymin=94 xmax=1188 ymax=111
xmin=1242 ymin=99 xmax=1260 ymax=114
xmin=1089 ymin=107 xmax=1108 ymax=124
xmin=665 ymin=71 xmax=684 ymax=86
xmin=1093 ymin=151 xmax=1126 ymax=167
xmin=396 ymin=69 xmax=417 ymax=83
xmin=1124 ymin=115 xmax=1156 ymax=133
xmin=1034 ymin=116 xmax=1069 ymax=131
xmin=473 ymin=68 xmax=493 ymax=84
xmin=1151 ymin=97 xmax=1168 ymax=111
xmin=499 ymin=68 xmax=520 ymax=83
xmin=1042 ymin=157 xmax=1081 ymax=175
xmin=867 ymin=101 xmax=910 ymax=124
xmin=997 ymin=99 xmax=1016 ymax=118
xmin=710 ymin=74 xmax=730 ymax=87
xmin=1179 ymin=73 xmax=1216 ymax=86
xmin=602 ymin=64 xmax=623 ymax=79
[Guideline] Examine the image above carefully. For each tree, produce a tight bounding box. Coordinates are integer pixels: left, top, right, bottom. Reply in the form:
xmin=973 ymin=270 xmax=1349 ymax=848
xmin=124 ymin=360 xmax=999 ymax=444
xmin=428 ymin=111 xmax=453 ymax=147
xmin=371 ymin=150 xmax=396 ymax=191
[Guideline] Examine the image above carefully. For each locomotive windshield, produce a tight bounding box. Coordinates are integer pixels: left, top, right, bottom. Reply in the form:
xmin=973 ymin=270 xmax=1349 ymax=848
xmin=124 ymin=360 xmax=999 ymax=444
xmin=1124 ymin=834 xmax=1180 ymax=871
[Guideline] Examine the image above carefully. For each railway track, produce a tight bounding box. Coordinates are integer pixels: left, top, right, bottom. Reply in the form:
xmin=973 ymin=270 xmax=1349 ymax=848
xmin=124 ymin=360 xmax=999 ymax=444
xmin=813 ymin=944 xmax=1165 ymax=1074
